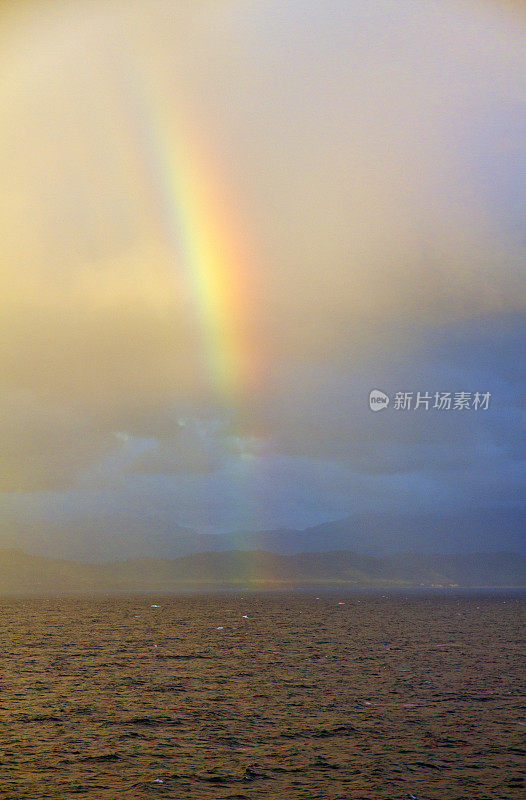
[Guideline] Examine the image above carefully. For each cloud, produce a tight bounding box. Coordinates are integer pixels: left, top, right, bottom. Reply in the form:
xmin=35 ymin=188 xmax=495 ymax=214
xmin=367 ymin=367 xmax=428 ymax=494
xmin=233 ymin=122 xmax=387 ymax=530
xmin=0 ymin=0 xmax=524 ymax=502
xmin=0 ymin=393 xmax=114 ymax=492
xmin=126 ymin=419 xmax=227 ymax=475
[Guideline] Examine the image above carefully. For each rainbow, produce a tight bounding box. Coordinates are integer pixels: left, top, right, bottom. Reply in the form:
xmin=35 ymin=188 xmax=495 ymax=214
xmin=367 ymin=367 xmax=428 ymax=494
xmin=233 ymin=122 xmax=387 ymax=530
xmin=114 ymin=56 xmax=262 ymax=409
xmin=109 ymin=54 xmax=270 ymax=543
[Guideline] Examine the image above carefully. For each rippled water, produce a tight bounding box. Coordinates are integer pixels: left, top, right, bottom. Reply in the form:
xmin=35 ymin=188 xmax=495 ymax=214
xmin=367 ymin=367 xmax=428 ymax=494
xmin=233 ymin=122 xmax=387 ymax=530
xmin=0 ymin=591 xmax=523 ymax=799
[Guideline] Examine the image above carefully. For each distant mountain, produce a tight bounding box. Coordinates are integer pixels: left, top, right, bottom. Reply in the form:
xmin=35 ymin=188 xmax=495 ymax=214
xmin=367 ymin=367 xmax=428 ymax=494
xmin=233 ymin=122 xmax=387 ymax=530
xmin=225 ymin=509 xmax=526 ymax=557
xmin=1 ymin=508 xmax=524 ymax=562
xmin=0 ymin=548 xmax=524 ymax=594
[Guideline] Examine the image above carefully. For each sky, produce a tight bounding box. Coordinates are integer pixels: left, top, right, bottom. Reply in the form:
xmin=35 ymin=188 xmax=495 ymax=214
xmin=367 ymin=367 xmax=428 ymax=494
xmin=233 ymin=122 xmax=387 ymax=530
xmin=0 ymin=0 xmax=525 ymax=559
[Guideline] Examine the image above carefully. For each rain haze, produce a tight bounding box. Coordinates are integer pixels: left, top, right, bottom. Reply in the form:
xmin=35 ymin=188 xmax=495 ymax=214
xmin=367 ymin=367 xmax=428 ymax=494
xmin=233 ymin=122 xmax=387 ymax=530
xmin=1 ymin=0 xmax=525 ymax=560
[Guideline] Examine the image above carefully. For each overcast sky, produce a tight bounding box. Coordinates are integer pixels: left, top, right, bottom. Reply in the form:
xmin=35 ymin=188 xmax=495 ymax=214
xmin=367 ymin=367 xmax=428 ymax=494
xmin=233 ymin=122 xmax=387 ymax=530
xmin=1 ymin=0 xmax=525 ymax=558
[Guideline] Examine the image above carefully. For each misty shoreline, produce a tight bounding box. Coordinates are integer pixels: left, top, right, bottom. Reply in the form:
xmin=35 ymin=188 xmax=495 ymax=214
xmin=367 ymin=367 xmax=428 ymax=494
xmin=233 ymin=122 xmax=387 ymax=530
xmin=1 ymin=548 xmax=524 ymax=595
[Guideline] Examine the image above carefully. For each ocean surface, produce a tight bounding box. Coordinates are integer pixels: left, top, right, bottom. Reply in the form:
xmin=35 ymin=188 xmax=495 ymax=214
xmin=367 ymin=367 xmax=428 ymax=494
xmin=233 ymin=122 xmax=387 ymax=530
xmin=0 ymin=591 xmax=523 ymax=799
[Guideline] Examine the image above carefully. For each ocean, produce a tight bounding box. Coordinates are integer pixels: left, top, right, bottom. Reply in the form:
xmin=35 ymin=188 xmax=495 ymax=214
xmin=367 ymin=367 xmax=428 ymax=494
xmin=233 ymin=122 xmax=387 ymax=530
xmin=0 ymin=591 xmax=523 ymax=799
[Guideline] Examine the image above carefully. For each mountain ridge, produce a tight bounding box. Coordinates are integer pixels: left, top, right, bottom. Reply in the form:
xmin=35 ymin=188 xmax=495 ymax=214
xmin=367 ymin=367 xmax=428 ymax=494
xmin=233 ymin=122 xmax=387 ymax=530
xmin=1 ymin=508 xmax=525 ymax=561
